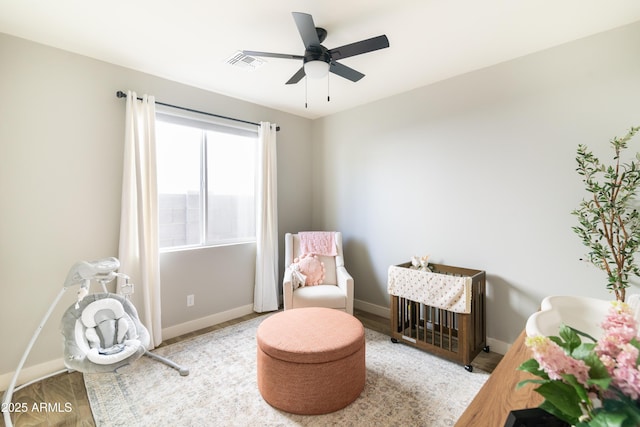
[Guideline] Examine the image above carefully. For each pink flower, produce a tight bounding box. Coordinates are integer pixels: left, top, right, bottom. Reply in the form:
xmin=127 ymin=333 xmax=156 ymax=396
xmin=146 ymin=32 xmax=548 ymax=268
xmin=594 ymin=302 xmax=640 ymax=400
xmin=526 ymin=335 xmax=590 ymax=386
xmin=601 ymin=301 xmax=638 ymax=340
xmin=596 ymin=302 xmax=637 ymax=360
xmin=611 ymin=344 xmax=640 ymax=400
xmin=596 ymin=334 xmax=628 ymax=360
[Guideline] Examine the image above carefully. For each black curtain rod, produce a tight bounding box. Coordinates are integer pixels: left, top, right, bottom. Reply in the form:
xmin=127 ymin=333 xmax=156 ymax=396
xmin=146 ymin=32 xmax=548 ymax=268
xmin=115 ymin=91 xmax=280 ymax=132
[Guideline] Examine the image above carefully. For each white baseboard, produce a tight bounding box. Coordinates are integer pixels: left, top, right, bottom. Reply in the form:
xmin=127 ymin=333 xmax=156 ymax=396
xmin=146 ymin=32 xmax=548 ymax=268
xmin=354 ymin=299 xmax=390 ymax=318
xmin=161 ymin=303 xmax=255 ymax=340
xmin=0 ymin=358 xmax=66 ymax=393
xmin=486 ymin=337 xmax=510 ymax=356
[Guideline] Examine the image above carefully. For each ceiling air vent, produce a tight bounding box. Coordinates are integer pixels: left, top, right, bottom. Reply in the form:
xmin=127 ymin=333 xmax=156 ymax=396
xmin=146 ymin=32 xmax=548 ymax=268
xmin=225 ymin=51 xmax=265 ymax=70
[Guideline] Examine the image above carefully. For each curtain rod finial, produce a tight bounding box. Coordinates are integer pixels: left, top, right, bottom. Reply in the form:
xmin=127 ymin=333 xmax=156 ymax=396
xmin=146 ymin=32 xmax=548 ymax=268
xmin=116 ymin=90 xmax=127 ymax=98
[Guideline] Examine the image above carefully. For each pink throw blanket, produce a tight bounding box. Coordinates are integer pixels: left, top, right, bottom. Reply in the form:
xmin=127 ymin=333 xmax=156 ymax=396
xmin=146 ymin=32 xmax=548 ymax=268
xmin=298 ymin=232 xmax=337 ymax=256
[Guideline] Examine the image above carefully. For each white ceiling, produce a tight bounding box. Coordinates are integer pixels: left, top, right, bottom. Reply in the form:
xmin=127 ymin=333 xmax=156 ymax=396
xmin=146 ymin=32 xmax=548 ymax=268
xmin=2 ymin=0 xmax=640 ymax=119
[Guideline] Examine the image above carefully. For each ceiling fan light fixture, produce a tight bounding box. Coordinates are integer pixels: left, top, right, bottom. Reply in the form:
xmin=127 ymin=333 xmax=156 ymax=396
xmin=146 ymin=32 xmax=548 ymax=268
xmin=243 ymin=12 xmax=389 ymax=86
xmin=304 ymin=60 xmax=329 ymax=79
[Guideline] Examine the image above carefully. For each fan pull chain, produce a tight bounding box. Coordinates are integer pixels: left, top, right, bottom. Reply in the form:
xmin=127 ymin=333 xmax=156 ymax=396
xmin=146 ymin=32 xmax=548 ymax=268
xmin=327 ymin=73 xmax=330 ymax=102
xmin=305 ymin=77 xmax=308 ymax=108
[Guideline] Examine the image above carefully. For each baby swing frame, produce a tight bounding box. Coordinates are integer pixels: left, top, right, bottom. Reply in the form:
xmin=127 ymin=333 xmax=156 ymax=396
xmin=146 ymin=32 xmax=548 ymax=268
xmin=1 ymin=258 xmax=188 ymax=427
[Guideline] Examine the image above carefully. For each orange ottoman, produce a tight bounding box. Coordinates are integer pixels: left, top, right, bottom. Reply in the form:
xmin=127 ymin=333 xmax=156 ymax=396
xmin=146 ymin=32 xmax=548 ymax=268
xmin=256 ymin=307 xmax=366 ymax=415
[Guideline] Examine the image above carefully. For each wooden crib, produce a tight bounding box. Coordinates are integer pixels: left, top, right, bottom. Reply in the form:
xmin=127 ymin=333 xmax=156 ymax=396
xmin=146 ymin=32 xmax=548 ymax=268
xmin=388 ymin=262 xmax=487 ymax=371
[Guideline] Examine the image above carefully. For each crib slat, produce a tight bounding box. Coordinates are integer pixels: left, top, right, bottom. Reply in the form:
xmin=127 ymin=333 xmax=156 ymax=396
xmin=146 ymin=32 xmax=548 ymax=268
xmin=447 ymin=310 xmax=453 ymax=351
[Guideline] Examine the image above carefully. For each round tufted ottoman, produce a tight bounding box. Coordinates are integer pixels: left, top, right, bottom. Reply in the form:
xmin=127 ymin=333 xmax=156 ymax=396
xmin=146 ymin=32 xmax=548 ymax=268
xmin=256 ymin=307 xmax=365 ymax=415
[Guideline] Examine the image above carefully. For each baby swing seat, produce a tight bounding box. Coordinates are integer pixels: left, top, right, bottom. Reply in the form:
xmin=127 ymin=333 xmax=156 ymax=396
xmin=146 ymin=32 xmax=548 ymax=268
xmin=2 ymin=257 xmax=188 ymax=427
xmin=61 ymin=292 xmax=150 ymax=373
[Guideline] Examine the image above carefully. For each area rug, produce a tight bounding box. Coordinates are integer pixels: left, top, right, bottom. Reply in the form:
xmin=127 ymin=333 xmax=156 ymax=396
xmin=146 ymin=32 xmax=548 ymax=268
xmin=84 ymin=315 xmax=489 ymax=426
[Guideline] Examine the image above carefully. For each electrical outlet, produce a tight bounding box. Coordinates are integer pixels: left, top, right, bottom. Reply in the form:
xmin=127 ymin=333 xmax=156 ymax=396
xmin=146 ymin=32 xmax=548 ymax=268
xmin=187 ymin=294 xmax=195 ymax=307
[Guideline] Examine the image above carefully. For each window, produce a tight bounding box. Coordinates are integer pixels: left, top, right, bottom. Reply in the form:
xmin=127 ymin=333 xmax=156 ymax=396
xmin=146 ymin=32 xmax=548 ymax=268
xmin=156 ymin=112 xmax=257 ymax=250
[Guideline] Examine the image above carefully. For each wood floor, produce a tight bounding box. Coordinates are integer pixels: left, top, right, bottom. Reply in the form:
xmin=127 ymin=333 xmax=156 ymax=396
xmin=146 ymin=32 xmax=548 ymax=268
xmin=1 ymin=309 xmax=502 ymax=427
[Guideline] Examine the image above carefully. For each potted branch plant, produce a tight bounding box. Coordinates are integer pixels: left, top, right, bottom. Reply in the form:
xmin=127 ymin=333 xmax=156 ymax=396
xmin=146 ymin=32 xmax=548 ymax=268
xmin=572 ymin=125 xmax=640 ymax=302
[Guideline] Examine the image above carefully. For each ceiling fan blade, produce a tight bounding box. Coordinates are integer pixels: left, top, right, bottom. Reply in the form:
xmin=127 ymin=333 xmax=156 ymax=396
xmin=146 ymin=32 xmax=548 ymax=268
xmin=330 ymin=62 xmax=365 ymax=82
xmin=328 ymin=35 xmax=389 ymax=61
xmin=292 ymin=12 xmax=320 ymax=48
xmin=285 ymin=67 xmax=306 ymax=85
xmin=242 ymin=50 xmax=304 ymax=60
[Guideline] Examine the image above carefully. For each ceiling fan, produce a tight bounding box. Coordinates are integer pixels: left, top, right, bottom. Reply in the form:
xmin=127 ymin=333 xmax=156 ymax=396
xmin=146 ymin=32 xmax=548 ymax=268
xmin=243 ymin=12 xmax=389 ymax=85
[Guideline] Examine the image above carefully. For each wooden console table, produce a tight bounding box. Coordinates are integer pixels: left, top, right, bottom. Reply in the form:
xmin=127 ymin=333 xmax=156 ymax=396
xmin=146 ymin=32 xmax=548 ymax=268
xmin=455 ymin=330 xmax=543 ymax=426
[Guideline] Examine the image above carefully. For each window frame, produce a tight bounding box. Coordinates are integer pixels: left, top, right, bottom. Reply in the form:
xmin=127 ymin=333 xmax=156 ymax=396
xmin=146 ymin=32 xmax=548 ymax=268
xmin=155 ymin=109 xmax=258 ymax=252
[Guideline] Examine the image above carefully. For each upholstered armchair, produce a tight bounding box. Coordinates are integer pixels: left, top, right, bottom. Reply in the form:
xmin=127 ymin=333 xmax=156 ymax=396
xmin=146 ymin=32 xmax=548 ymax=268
xmin=283 ymin=232 xmax=354 ymax=315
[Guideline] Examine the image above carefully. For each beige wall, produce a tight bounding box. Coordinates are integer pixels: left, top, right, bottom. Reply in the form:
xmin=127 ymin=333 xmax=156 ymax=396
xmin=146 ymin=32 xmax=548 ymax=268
xmin=312 ymin=21 xmax=640 ymax=349
xmin=0 ymin=33 xmax=313 ymax=386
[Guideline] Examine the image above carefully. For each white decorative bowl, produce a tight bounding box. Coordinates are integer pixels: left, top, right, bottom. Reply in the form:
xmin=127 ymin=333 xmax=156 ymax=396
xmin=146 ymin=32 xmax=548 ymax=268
xmin=525 ymin=295 xmax=612 ymax=340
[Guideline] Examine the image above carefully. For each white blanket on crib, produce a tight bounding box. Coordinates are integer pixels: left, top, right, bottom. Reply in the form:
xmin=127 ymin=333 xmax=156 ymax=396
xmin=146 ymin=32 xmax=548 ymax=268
xmin=387 ymin=265 xmax=472 ymax=314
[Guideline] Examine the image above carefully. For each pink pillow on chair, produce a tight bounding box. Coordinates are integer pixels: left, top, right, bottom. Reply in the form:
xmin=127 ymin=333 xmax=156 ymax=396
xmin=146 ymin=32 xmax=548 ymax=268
xmin=294 ymin=254 xmax=325 ymax=286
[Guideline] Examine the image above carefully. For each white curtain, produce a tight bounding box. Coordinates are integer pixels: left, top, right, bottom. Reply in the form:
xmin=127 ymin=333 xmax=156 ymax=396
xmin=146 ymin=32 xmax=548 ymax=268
xmin=254 ymin=122 xmax=279 ymax=312
xmin=118 ymin=91 xmax=162 ymax=348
